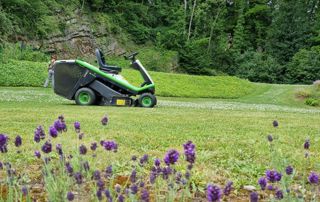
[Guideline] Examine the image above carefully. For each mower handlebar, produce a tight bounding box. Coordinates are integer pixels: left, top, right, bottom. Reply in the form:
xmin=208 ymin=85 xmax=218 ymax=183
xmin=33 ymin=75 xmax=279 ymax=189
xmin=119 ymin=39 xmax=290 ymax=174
xmin=124 ymin=52 xmax=139 ymax=61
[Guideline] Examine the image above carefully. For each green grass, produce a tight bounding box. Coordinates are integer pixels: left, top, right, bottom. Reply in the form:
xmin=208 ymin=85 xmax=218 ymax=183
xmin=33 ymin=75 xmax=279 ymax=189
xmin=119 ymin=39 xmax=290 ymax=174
xmin=1 ymin=86 xmax=320 ymax=191
xmin=0 ymin=59 xmax=256 ymax=98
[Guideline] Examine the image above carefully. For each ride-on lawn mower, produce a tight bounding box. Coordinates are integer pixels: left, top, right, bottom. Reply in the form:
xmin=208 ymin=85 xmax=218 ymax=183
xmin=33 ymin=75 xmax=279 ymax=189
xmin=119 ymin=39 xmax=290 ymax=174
xmin=53 ymin=49 xmax=157 ymax=107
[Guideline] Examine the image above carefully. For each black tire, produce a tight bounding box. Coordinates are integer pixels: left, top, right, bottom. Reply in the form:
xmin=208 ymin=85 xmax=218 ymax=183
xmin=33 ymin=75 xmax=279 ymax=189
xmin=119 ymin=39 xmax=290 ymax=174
xmin=138 ymin=93 xmax=157 ymax=108
xmin=75 ymin=88 xmax=96 ymax=106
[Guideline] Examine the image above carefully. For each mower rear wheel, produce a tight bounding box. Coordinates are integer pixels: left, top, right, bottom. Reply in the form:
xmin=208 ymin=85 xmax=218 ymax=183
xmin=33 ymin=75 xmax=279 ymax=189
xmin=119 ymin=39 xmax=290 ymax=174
xmin=75 ymin=88 xmax=96 ymax=105
xmin=138 ymin=93 xmax=157 ymax=108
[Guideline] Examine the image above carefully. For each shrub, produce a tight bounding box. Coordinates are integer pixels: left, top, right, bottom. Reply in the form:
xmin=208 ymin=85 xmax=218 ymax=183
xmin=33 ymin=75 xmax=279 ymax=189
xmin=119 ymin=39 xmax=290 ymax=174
xmin=305 ymin=98 xmax=319 ymax=106
xmin=313 ymin=80 xmax=320 ymax=91
xmin=295 ymin=88 xmax=311 ymax=99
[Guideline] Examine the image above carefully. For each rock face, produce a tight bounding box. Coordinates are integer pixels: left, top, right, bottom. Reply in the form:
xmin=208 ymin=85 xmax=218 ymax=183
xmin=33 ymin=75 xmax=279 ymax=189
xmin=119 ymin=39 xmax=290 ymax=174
xmin=37 ymin=12 xmax=125 ymax=59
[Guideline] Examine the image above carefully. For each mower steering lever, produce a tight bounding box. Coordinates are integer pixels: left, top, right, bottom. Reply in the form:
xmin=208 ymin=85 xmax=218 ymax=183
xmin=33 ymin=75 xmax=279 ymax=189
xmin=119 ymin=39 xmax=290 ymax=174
xmin=124 ymin=52 xmax=139 ymax=61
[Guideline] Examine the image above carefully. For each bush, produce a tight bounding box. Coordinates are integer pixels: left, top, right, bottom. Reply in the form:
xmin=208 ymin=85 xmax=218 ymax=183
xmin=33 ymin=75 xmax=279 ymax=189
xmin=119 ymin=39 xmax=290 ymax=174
xmin=295 ymin=88 xmax=312 ymax=99
xmin=313 ymin=80 xmax=320 ymax=91
xmin=305 ymin=98 xmax=319 ymax=106
xmin=0 ymin=60 xmax=256 ymax=99
xmin=286 ymin=46 xmax=320 ymax=84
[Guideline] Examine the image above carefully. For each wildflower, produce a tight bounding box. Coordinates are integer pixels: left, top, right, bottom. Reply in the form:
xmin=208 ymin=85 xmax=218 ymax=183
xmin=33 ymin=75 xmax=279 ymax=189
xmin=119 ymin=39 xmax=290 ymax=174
xmin=115 ymin=184 xmax=121 ymax=193
xmin=308 ymin=172 xmax=319 ymax=184
xmin=56 ymin=144 xmax=63 ymax=155
xmin=54 ymin=119 xmax=63 ymax=132
xmin=100 ymin=140 xmax=104 ymax=146
xmin=67 ymin=192 xmax=74 ymax=201
xmin=0 ymin=134 xmax=8 ymax=152
xmin=74 ymin=121 xmax=80 ymax=132
xmin=275 ymin=190 xmax=283 ymax=200
xmin=96 ymin=190 xmax=103 ymax=200
xmin=130 ymin=184 xmax=138 ymax=194
xmin=105 ymin=165 xmax=112 ymax=178
xmin=78 ymin=133 xmax=84 ymax=140
xmin=267 ymin=134 xmax=273 ymax=142
xmin=79 ymin=144 xmax=87 ymax=155
xmin=92 ymin=170 xmax=101 ymax=180
xmin=74 ymin=172 xmax=83 ymax=184
xmin=273 ymin=120 xmax=278 ymax=128
xmin=139 ymin=181 xmax=145 ymax=188
xmin=187 ymin=164 xmax=193 ymax=170
xmin=130 ymin=169 xmax=137 ymax=183
xmin=21 ymin=186 xmax=28 ymax=196
xmin=176 ymin=172 xmax=182 ymax=184
xmin=90 ymin=142 xmax=97 ymax=151
xmin=207 ymin=184 xmax=222 ymax=202
xmin=34 ymin=132 xmax=41 ymax=143
xmin=140 ymin=154 xmax=149 ymax=165
xmin=154 ymin=158 xmax=161 ymax=167
xmin=150 ymin=172 xmax=156 ymax=184
xmin=34 ymin=150 xmax=41 ymax=158
xmin=266 ymin=170 xmax=282 ymax=182
xmin=267 ymin=184 xmax=274 ymax=191
xmin=103 ymin=141 xmax=117 ymax=152
xmin=258 ymin=177 xmax=267 ymax=190
xmin=97 ymin=180 xmax=105 ymax=190
xmin=185 ymin=171 xmax=190 ymax=180
xmin=0 ymin=162 xmax=3 ymax=169
xmin=141 ymin=189 xmax=149 ymax=202
xmin=162 ymin=166 xmax=172 ymax=180
xmin=58 ymin=115 xmax=65 ymax=121
xmin=35 ymin=126 xmax=46 ymax=140
xmin=49 ymin=126 xmax=58 ymax=138
xmin=250 ymin=192 xmax=259 ymax=202
xmin=101 ymin=115 xmax=109 ymax=125
xmin=65 ymin=162 xmax=73 ymax=175
xmin=183 ymin=141 xmax=196 ymax=164
xmin=285 ymin=165 xmax=293 ymax=175
xmin=164 ymin=149 xmax=179 ymax=165
xmin=15 ymin=135 xmax=22 ymax=147
xmin=118 ymin=195 xmax=124 ymax=202
xmin=131 ymin=155 xmax=137 ymax=161
xmin=83 ymin=161 xmax=90 ymax=171
xmin=41 ymin=141 xmax=52 ymax=153
xmin=304 ymin=139 xmax=310 ymax=150
xmin=223 ymin=181 xmax=233 ymax=196
xmin=61 ymin=122 xmax=67 ymax=132
xmin=105 ymin=189 xmax=111 ymax=198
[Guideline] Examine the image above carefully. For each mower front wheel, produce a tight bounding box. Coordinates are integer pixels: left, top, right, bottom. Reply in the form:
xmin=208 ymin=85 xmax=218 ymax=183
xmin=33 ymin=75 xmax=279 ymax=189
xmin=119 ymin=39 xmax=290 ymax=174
xmin=138 ymin=93 xmax=157 ymax=108
xmin=75 ymin=88 xmax=96 ymax=106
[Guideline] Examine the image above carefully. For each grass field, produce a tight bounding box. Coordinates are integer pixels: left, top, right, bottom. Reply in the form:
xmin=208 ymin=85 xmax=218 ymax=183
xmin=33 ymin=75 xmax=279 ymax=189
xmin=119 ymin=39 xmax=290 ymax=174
xmin=1 ymin=84 xmax=320 ymax=199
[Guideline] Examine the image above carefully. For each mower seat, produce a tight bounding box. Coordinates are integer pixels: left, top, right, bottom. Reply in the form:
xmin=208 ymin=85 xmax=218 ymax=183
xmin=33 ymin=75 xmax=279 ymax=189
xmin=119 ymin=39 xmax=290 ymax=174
xmin=95 ymin=49 xmax=122 ymax=74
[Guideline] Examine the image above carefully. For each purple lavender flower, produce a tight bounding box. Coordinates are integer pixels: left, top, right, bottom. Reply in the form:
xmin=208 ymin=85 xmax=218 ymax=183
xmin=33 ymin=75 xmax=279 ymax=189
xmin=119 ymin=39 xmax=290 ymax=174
xmin=93 ymin=170 xmax=101 ymax=180
xmin=162 ymin=166 xmax=172 ymax=180
xmin=250 ymin=192 xmax=259 ymax=202
xmin=267 ymin=184 xmax=274 ymax=191
xmin=267 ymin=134 xmax=273 ymax=142
xmin=187 ymin=164 xmax=193 ymax=170
xmin=304 ymin=139 xmax=310 ymax=150
xmin=103 ymin=141 xmax=118 ymax=152
xmin=308 ymin=172 xmax=319 ymax=184
xmin=49 ymin=126 xmax=58 ymax=138
xmin=275 ymin=190 xmax=283 ymax=200
xmin=78 ymin=133 xmax=84 ymax=140
xmin=164 ymin=149 xmax=179 ymax=165
xmin=34 ymin=150 xmax=41 ymax=158
xmin=74 ymin=121 xmax=80 ymax=133
xmin=115 ymin=184 xmax=121 ymax=193
xmin=105 ymin=165 xmax=112 ymax=178
xmin=61 ymin=122 xmax=67 ymax=132
xmin=140 ymin=154 xmax=149 ymax=165
xmin=97 ymin=180 xmax=105 ymax=190
xmin=58 ymin=115 xmax=65 ymax=121
xmin=118 ymin=195 xmax=124 ymax=202
xmin=21 ymin=186 xmax=28 ymax=196
xmin=65 ymin=162 xmax=74 ymax=175
xmin=273 ymin=120 xmax=278 ymax=128
xmin=131 ymin=155 xmax=137 ymax=161
xmin=223 ymin=181 xmax=233 ymax=196
xmin=130 ymin=169 xmax=137 ymax=183
xmin=83 ymin=161 xmax=90 ymax=171
xmin=0 ymin=134 xmax=8 ymax=152
xmin=90 ymin=142 xmax=97 ymax=151
xmin=96 ymin=190 xmax=102 ymax=200
xmin=285 ymin=165 xmax=293 ymax=175
xmin=154 ymin=158 xmax=161 ymax=167
xmin=67 ymin=192 xmax=74 ymax=201
xmin=183 ymin=141 xmax=196 ymax=164
xmin=14 ymin=135 xmax=22 ymax=147
xmin=79 ymin=144 xmax=87 ymax=155
xmin=34 ymin=132 xmax=41 ymax=143
xmin=141 ymin=189 xmax=149 ymax=202
xmin=139 ymin=181 xmax=145 ymax=188
xmin=56 ymin=144 xmax=63 ymax=155
xmin=54 ymin=120 xmax=63 ymax=132
xmin=185 ymin=171 xmax=190 ymax=179
xmin=207 ymin=184 xmax=222 ymax=202
xmin=150 ymin=172 xmax=156 ymax=184
xmin=35 ymin=126 xmax=46 ymax=140
xmin=41 ymin=141 xmax=52 ymax=153
xmin=105 ymin=189 xmax=111 ymax=198
xmin=101 ymin=115 xmax=109 ymax=126
xmin=0 ymin=162 xmax=3 ymax=170
xmin=130 ymin=184 xmax=138 ymax=194
xmin=258 ymin=177 xmax=267 ymax=190
xmin=266 ymin=170 xmax=282 ymax=182
xmin=74 ymin=172 xmax=83 ymax=184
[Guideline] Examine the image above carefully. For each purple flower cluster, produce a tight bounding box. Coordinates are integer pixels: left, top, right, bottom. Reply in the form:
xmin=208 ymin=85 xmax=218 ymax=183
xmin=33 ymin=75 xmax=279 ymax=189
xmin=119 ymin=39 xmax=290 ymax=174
xmin=207 ymin=184 xmax=222 ymax=202
xmin=101 ymin=115 xmax=109 ymax=126
xmin=183 ymin=141 xmax=196 ymax=165
xmin=266 ymin=169 xmax=282 ymax=183
xmin=258 ymin=177 xmax=267 ymax=190
xmin=14 ymin=135 xmax=22 ymax=147
xmin=79 ymin=144 xmax=87 ymax=155
xmin=74 ymin=121 xmax=80 ymax=133
xmin=0 ymin=134 xmax=8 ymax=153
xmin=41 ymin=141 xmax=52 ymax=153
xmin=34 ymin=126 xmax=46 ymax=142
xmin=304 ymin=139 xmax=310 ymax=150
xmin=102 ymin=141 xmax=118 ymax=152
xmin=308 ymin=172 xmax=319 ymax=184
xmin=49 ymin=126 xmax=58 ymax=138
xmin=285 ymin=165 xmax=293 ymax=175
xmin=164 ymin=149 xmax=179 ymax=165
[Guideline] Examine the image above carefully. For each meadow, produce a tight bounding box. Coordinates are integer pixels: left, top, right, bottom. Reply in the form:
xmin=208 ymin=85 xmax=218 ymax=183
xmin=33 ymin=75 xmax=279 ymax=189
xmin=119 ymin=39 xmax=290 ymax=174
xmin=0 ymin=84 xmax=320 ymax=201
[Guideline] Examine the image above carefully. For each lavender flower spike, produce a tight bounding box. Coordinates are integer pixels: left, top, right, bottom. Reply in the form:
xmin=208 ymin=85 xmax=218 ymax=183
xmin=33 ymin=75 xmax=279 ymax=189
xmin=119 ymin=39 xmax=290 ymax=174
xmin=207 ymin=184 xmax=222 ymax=202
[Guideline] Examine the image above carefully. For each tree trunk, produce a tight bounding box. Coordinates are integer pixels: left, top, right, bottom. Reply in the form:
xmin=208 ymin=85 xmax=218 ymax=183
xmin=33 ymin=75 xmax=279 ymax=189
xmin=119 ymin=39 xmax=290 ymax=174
xmin=187 ymin=0 xmax=197 ymax=41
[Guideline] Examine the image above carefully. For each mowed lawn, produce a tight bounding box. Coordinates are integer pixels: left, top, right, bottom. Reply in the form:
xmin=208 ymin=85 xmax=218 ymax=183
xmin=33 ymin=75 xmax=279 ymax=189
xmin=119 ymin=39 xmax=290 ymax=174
xmin=0 ymin=87 xmax=320 ymax=191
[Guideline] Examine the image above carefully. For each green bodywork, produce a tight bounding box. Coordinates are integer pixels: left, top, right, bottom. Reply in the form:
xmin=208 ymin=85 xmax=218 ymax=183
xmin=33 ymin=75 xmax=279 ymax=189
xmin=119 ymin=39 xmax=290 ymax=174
xmin=76 ymin=60 xmax=155 ymax=93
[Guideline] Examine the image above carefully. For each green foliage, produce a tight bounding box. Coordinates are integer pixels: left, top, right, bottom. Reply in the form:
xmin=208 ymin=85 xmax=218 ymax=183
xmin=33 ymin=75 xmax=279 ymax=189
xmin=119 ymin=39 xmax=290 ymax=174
xmin=286 ymin=46 xmax=320 ymax=84
xmin=0 ymin=60 xmax=256 ymax=99
xmin=305 ymin=98 xmax=319 ymax=106
xmin=0 ymin=43 xmax=49 ymax=62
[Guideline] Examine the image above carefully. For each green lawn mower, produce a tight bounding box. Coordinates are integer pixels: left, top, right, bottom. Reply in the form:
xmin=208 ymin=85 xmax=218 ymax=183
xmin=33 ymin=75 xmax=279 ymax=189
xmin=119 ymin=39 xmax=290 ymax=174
xmin=53 ymin=49 xmax=157 ymax=107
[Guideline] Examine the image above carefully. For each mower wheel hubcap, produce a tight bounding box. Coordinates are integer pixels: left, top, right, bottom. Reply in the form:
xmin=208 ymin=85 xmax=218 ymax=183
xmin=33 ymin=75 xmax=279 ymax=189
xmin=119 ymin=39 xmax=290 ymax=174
xmin=142 ymin=97 xmax=152 ymax=107
xmin=79 ymin=92 xmax=91 ymax=104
